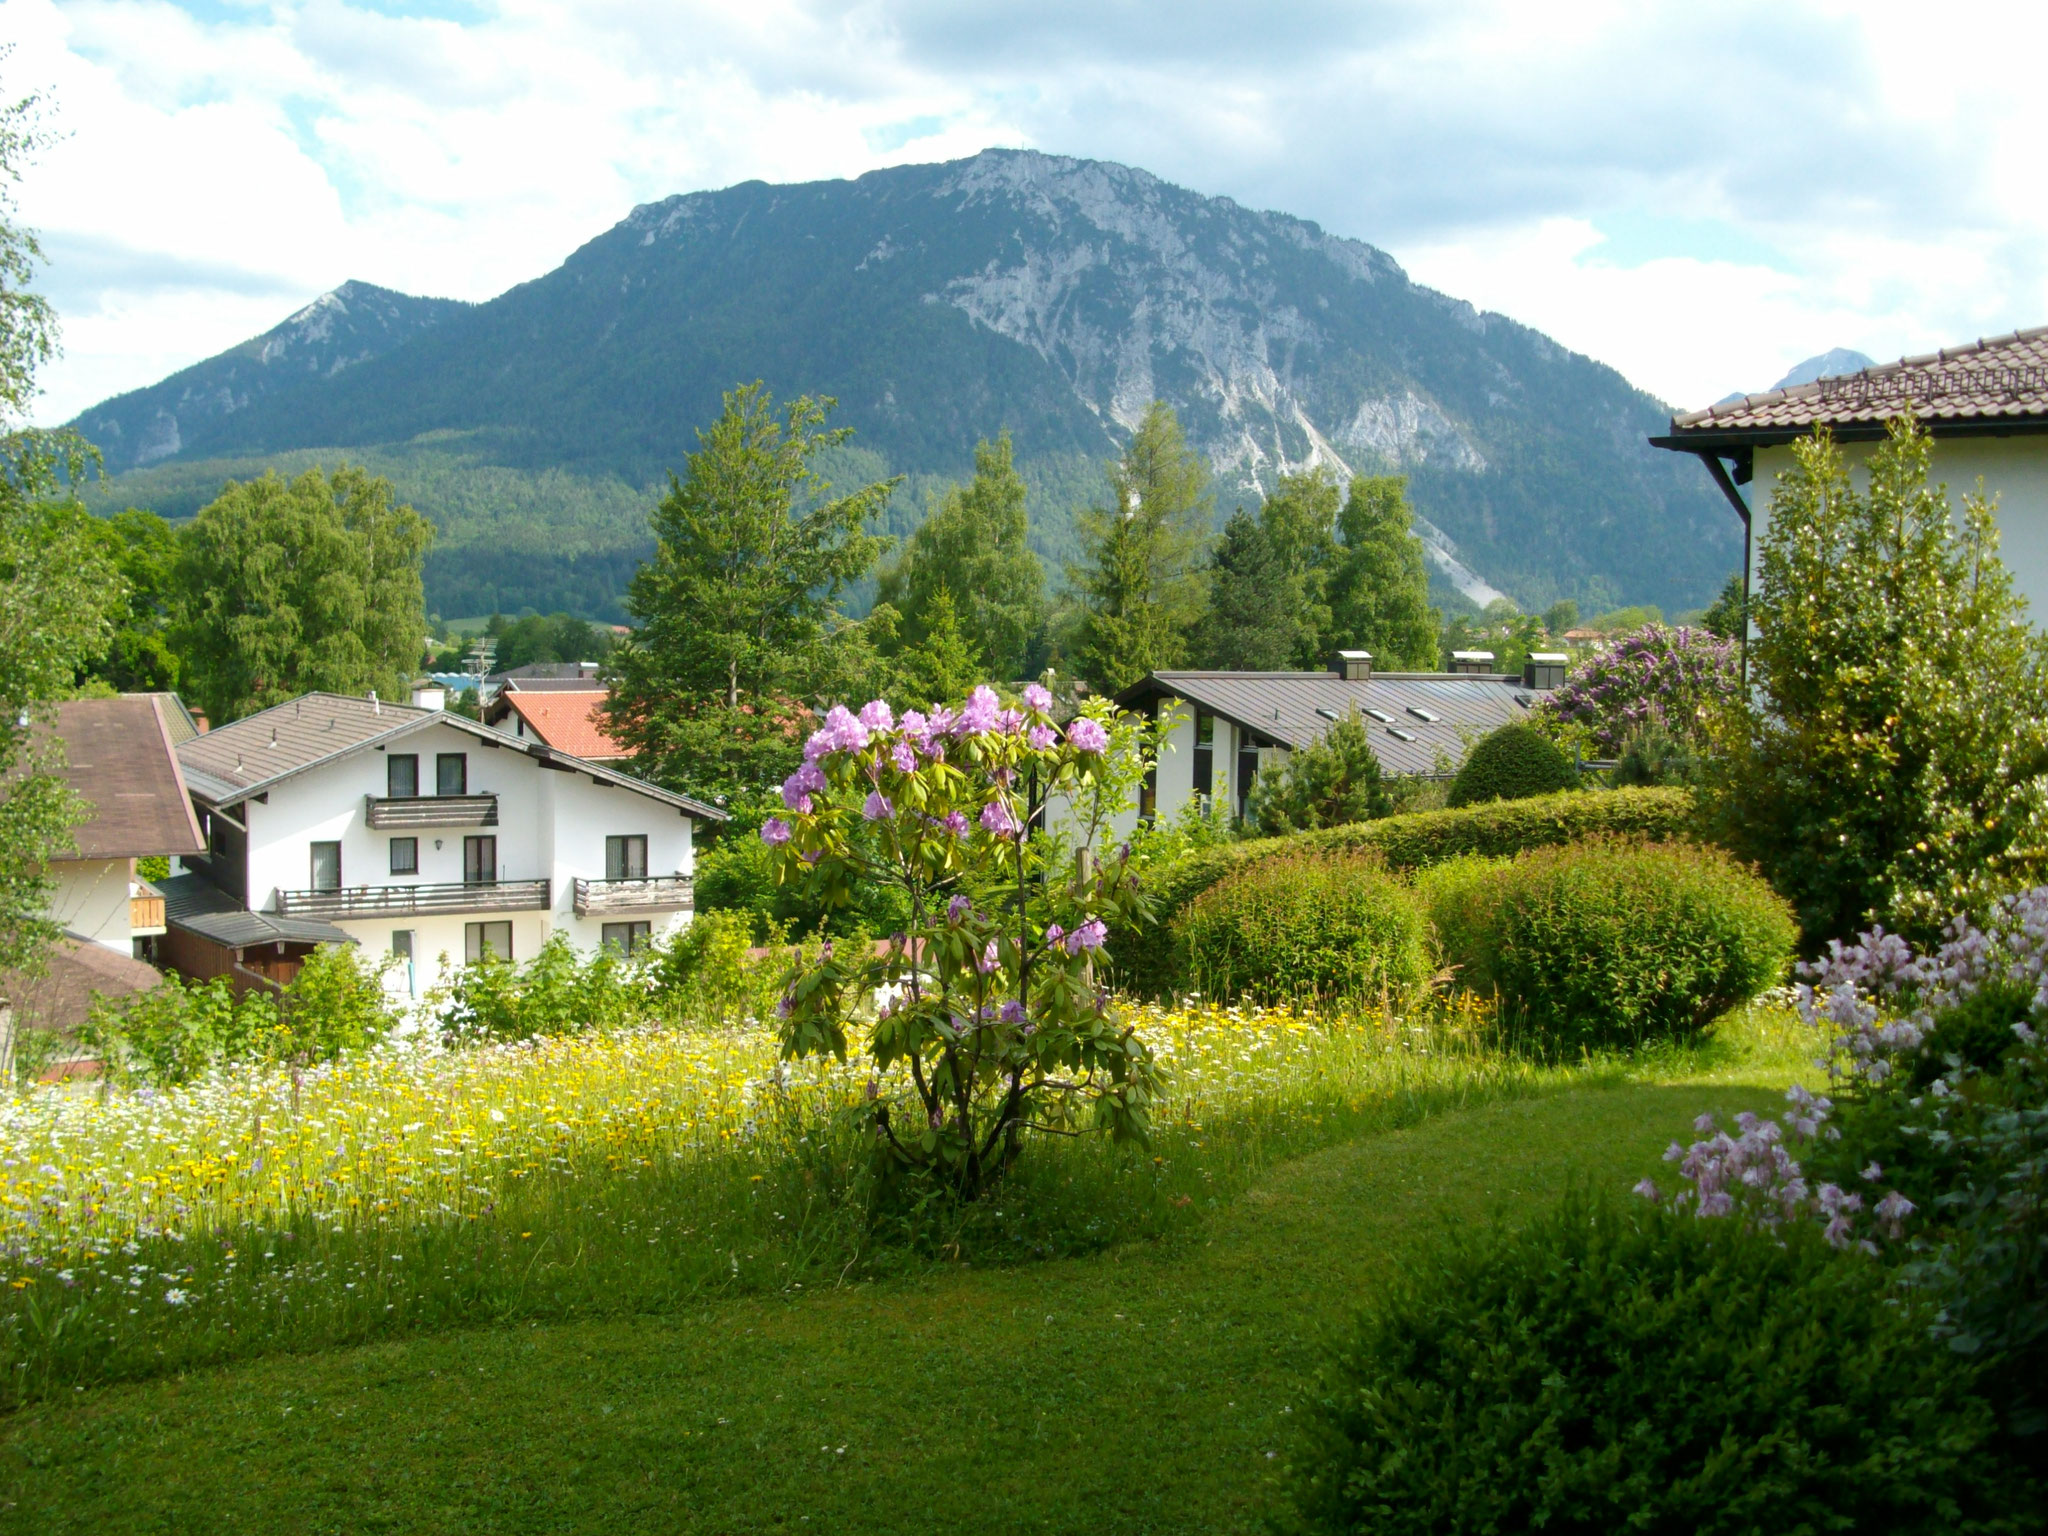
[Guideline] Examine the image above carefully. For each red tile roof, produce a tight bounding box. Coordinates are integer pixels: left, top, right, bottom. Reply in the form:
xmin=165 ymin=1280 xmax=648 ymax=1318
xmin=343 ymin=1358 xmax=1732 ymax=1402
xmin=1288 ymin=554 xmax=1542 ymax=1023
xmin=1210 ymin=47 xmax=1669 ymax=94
xmin=1665 ymin=326 xmax=2048 ymax=441
xmin=502 ymin=690 xmax=629 ymax=761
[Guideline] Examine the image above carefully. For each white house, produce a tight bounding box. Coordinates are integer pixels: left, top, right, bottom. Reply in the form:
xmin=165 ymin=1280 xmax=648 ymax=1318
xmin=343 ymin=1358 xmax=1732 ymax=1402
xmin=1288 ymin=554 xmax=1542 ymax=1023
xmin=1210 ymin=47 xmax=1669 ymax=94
xmin=167 ymin=691 xmax=725 ymax=995
xmin=1654 ymin=326 xmax=2048 ymax=624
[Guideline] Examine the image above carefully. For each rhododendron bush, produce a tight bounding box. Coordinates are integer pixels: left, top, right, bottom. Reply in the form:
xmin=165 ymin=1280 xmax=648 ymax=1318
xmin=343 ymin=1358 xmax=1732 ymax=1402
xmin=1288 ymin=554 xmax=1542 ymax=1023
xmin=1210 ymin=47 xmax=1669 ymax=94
xmin=763 ymin=686 xmax=1161 ymax=1196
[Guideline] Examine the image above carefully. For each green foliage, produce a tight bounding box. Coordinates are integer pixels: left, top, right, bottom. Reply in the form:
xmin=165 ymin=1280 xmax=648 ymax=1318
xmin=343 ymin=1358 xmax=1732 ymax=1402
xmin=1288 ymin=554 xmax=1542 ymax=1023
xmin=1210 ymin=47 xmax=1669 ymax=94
xmin=604 ymin=384 xmax=896 ymax=796
xmin=1248 ymin=709 xmax=1389 ymax=835
xmin=1112 ymin=786 xmax=1698 ymax=999
xmin=1710 ymin=421 xmax=2048 ymax=944
xmin=1447 ymin=721 xmax=1577 ymax=809
xmin=693 ymin=793 xmax=912 ymax=941
xmin=886 ymin=588 xmax=985 ymax=710
xmin=1175 ymin=851 xmax=1429 ymax=1005
xmin=877 ymin=433 xmax=1044 ymax=681
xmin=79 ymin=508 xmax=181 ymax=692
xmin=1699 ymin=570 xmax=1746 ymax=639
xmin=643 ymin=911 xmax=786 ymax=1027
xmin=437 ymin=933 xmax=645 ymax=1043
xmin=485 ymin=610 xmax=611 ymax=672
xmin=1416 ymin=839 xmax=1797 ymax=1053
xmin=1326 ymin=475 xmax=1438 ymax=669
xmin=1260 ymin=467 xmax=1343 ymax=667
xmin=1196 ymin=507 xmax=1296 ymax=670
xmin=1542 ymin=597 xmax=1579 ymax=636
xmin=1070 ymin=401 xmax=1212 ymax=694
xmin=0 ymin=69 xmax=55 ymax=428
xmin=1286 ymin=1193 xmax=2031 ymax=1536
xmin=1587 ymin=602 xmax=1663 ymax=632
xmin=170 ymin=464 xmax=433 ymax=724
xmin=1612 ymin=720 xmax=1702 ymax=787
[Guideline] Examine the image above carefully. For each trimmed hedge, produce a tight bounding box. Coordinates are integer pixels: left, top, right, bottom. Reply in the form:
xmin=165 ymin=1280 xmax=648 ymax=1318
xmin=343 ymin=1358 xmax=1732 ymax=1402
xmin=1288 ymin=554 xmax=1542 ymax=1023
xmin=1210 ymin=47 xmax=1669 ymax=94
xmin=1110 ymin=787 xmax=1697 ymax=1000
xmin=1446 ymin=721 xmax=1577 ymax=808
xmin=1286 ymin=1194 xmax=2033 ymax=1536
xmin=1174 ymin=851 xmax=1431 ymax=1006
xmin=1415 ymin=838 xmax=1796 ymax=1053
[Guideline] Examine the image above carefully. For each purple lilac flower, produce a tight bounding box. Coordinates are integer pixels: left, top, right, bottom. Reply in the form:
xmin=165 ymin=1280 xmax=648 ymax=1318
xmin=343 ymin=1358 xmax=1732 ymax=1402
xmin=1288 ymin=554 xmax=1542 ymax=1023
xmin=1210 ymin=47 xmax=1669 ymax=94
xmin=892 ymin=742 xmax=918 ymax=773
xmin=1023 ymin=683 xmax=1052 ymax=712
xmin=859 ymin=699 xmax=895 ymax=732
xmin=760 ymin=817 xmax=792 ymax=846
xmin=1065 ymin=716 xmax=1108 ymax=753
xmin=979 ymin=800 xmax=1021 ymax=838
xmin=957 ymin=686 xmax=1000 ymax=735
xmin=1026 ymin=724 xmax=1056 ymax=751
xmin=862 ymin=790 xmax=893 ymax=821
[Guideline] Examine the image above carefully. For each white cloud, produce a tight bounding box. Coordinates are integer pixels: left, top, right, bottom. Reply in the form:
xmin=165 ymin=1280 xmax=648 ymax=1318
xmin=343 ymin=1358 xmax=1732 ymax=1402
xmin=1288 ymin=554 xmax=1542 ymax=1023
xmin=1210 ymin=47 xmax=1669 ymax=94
xmin=5 ymin=0 xmax=2045 ymax=424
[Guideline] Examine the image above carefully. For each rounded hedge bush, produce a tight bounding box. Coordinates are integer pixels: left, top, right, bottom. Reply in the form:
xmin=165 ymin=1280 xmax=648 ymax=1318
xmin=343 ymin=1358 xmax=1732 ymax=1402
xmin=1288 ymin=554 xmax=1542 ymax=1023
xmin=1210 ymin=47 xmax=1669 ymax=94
xmin=1446 ymin=722 xmax=1577 ymax=808
xmin=1173 ymin=850 xmax=1431 ymax=1006
xmin=1286 ymin=1195 xmax=2033 ymax=1536
xmin=1415 ymin=838 xmax=1796 ymax=1052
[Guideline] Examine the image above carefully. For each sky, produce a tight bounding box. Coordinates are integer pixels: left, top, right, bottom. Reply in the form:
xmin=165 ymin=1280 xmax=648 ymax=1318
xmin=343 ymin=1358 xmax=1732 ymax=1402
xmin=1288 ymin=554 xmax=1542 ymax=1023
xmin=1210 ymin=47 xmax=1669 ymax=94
xmin=5 ymin=0 xmax=2045 ymax=425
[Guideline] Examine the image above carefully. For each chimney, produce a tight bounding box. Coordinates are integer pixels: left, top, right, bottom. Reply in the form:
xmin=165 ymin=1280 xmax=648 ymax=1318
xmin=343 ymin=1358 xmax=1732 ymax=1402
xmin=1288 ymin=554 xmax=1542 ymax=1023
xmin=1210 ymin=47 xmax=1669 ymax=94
xmin=1523 ymin=653 xmax=1569 ymax=691
xmin=1333 ymin=649 xmax=1374 ymax=681
xmin=409 ymin=678 xmax=448 ymax=712
xmin=1449 ymin=650 xmax=1497 ymax=676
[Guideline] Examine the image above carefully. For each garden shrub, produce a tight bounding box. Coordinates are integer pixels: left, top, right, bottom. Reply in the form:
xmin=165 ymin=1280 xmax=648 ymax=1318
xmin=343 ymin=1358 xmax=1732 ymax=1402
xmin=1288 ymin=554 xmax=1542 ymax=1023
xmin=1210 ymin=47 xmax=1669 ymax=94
xmin=1285 ymin=1193 xmax=2033 ymax=1536
xmin=1173 ymin=851 xmax=1430 ymax=1005
xmin=437 ymin=933 xmax=646 ymax=1042
xmin=647 ymin=909 xmax=785 ymax=1026
xmin=1111 ymin=787 xmax=1697 ymax=1000
xmin=1417 ymin=839 xmax=1796 ymax=1053
xmin=1446 ymin=721 xmax=1576 ymax=809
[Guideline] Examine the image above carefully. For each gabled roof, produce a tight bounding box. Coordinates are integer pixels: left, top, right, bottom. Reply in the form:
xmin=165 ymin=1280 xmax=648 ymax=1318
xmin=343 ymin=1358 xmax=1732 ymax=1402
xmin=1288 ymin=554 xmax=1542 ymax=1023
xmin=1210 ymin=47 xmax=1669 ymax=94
xmin=496 ymin=690 xmax=628 ymax=760
xmin=48 ymin=696 xmax=206 ymax=858
xmin=1656 ymin=326 xmax=2048 ymax=450
xmin=176 ymin=692 xmax=726 ymax=821
xmin=1119 ymin=671 xmax=1534 ymax=777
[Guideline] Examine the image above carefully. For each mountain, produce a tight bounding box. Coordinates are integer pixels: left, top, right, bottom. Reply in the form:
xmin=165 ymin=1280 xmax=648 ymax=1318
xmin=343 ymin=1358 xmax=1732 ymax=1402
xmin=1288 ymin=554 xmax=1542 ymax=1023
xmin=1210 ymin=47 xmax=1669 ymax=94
xmin=71 ymin=150 xmax=1738 ymax=620
xmin=1769 ymin=348 xmax=1876 ymax=391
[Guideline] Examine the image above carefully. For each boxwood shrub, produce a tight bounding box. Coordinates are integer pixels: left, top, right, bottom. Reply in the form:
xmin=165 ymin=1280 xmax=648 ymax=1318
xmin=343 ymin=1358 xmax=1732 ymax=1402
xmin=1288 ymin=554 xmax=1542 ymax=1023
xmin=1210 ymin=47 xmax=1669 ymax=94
xmin=1172 ymin=851 xmax=1431 ymax=1006
xmin=1285 ymin=1194 xmax=2034 ymax=1536
xmin=1110 ymin=787 xmax=1697 ymax=1000
xmin=1416 ymin=838 xmax=1796 ymax=1053
xmin=1446 ymin=721 xmax=1578 ymax=808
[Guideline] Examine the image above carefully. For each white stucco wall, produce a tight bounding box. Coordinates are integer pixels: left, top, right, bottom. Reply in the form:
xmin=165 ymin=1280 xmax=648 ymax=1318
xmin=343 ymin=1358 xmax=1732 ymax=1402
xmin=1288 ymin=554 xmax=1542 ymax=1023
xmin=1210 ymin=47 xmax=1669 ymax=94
xmin=1749 ymin=436 xmax=2048 ymax=625
xmin=48 ymin=857 xmax=132 ymax=953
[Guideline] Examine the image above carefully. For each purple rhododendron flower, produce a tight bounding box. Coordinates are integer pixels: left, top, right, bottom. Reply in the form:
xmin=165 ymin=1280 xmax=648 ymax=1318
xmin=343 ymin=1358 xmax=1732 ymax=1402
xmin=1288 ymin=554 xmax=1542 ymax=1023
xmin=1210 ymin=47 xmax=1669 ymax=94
xmin=957 ymin=686 xmax=1000 ymax=735
xmin=927 ymin=705 xmax=959 ymax=738
xmin=1000 ymin=1000 xmax=1026 ymax=1025
xmin=1065 ymin=716 xmax=1108 ymax=753
xmin=994 ymin=708 xmax=1024 ymax=735
xmin=1044 ymin=922 xmax=1065 ymax=948
xmin=823 ymin=704 xmax=870 ymax=753
xmin=1026 ymin=724 xmax=1056 ymax=751
xmin=1064 ymin=917 xmax=1108 ymax=955
xmin=979 ymin=800 xmax=1020 ymax=837
xmin=859 ymin=699 xmax=894 ymax=732
xmin=977 ymin=940 xmax=1000 ymax=975
xmin=760 ymin=817 xmax=792 ymax=846
xmin=862 ymin=790 xmax=893 ymax=821
xmin=947 ymin=894 xmax=971 ymax=923
xmin=892 ymin=742 xmax=918 ymax=773
xmin=1023 ymin=683 xmax=1052 ymax=712
xmin=942 ymin=810 xmax=969 ymax=838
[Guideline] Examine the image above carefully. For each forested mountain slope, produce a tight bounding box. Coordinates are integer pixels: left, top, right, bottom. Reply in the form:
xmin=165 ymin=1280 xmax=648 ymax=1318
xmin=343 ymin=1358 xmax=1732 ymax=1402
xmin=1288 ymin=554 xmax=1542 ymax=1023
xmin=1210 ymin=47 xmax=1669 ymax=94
xmin=73 ymin=150 xmax=1737 ymax=619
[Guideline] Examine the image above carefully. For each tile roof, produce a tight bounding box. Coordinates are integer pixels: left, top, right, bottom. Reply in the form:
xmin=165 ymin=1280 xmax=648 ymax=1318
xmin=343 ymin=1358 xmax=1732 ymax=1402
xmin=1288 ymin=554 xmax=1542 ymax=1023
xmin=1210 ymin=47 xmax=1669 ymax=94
xmin=1121 ymin=671 xmax=1535 ymax=776
xmin=500 ymin=690 xmax=628 ymax=760
xmin=48 ymin=696 xmax=205 ymax=858
xmin=0 ymin=936 xmax=165 ymax=1033
xmin=1662 ymin=325 xmax=2048 ymax=441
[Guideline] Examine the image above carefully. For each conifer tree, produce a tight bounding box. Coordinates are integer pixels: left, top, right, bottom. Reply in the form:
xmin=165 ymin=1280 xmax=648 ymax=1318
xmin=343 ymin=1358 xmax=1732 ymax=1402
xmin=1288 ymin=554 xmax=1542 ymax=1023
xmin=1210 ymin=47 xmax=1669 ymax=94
xmin=1197 ymin=510 xmax=1295 ymax=670
xmin=889 ymin=589 xmax=985 ymax=709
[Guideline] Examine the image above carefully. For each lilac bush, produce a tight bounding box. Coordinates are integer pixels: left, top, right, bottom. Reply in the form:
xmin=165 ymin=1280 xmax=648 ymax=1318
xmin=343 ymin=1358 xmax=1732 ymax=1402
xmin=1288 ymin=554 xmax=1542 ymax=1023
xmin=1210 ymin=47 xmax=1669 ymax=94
xmin=1543 ymin=624 xmax=1739 ymax=758
xmin=762 ymin=685 xmax=1162 ymax=1198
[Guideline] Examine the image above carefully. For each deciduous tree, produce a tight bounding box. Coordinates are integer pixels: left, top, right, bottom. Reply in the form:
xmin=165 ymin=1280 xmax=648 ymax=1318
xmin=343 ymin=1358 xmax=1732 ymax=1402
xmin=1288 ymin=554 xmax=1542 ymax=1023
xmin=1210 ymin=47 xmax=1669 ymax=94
xmin=1327 ymin=475 xmax=1437 ymax=670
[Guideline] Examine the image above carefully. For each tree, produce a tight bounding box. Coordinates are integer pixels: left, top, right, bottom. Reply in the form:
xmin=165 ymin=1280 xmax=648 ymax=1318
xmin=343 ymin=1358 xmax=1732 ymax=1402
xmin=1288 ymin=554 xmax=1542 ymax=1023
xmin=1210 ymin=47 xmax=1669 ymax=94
xmin=1070 ymin=401 xmax=1212 ymax=694
xmin=170 ymin=465 xmax=432 ymax=724
xmin=890 ymin=588 xmax=985 ymax=709
xmin=1247 ymin=709 xmax=1390 ymax=834
xmin=1699 ymin=572 xmax=1745 ymax=639
xmin=604 ymin=383 xmax=896 ymax=793
xmin=1327 ymin=476 xmax=1438 ymax=669
xmin=1259 ymin=467 xmax=1343 ymax=666
xmin=878 ymin=433 xmax=1044 ymax=681
xmin=1708 ymin=419 xmax=2048 ymax=943
xmin=80 ymin=508 xmax=180 ymax=692
xmin=1542 ymin=624 xmax=1740 ymax=758
xmin=488 ymin=611 xmax=611 ymax=672
xmin=1543 ymin=598 xmax=1580 ymax=638
xmin=1196 ymin=509 xmax=1295 ymax=669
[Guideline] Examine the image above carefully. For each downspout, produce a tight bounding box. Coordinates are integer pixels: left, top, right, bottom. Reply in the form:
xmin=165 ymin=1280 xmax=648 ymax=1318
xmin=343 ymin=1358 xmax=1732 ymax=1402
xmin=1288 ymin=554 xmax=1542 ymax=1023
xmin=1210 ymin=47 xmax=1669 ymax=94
xmin=1697 ymin=451 xmax=1754 ymax=691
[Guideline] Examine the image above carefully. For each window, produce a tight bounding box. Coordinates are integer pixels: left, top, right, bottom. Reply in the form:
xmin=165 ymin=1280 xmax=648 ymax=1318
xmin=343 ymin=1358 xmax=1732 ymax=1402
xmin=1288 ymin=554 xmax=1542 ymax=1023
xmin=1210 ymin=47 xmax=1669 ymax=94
xmin=463 ymin=835 xmax=497 ymax=884
xmin=436 ymin=753 xmax=467 ymax=795
xmin=387 ymin=753 xmax=419 ymax=798
xmin=605 ymin=834 xmax=648 ymax=881
xmin=1193 ymin=710 xmax=1215 ymax=799
xmin=601 ymin=920 xmax=652 ymax=955
xmin=389 ymin=837 xmax=419 ymax=875
xmin=1236 ymin=745 xmax=1260 ymax=822
xmin=310 ymin=841 xmax=342 ymax=892
xmin=464 ymin=921 xmax=512 ymax=962
xmin=391 ymin=930 xmax=414 ymax=960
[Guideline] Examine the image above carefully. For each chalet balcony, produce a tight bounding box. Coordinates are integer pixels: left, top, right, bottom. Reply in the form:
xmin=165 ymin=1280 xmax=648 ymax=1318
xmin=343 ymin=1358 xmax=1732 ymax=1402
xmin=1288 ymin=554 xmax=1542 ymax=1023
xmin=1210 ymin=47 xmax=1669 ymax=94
xmin=364 ymin=793 xmax=499 ymax=829
xmin=130 ymin=886 xmax=166 ymax=934
xmin=277 ymin=878 xmax=551 ymax=920
xmin=573 ymin=874 xmax=694 ymax=918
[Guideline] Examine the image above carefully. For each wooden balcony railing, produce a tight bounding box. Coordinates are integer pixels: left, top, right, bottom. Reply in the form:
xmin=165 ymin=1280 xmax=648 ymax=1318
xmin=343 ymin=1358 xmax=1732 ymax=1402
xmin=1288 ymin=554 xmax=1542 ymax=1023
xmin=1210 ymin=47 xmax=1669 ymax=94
xmin=573 ymin=875 xmax=694 ymax=918
xmin=129 ymin=894 xmax=166 ymax=932
xmin=364 ymin=793 xmax=499 ymax=829
xmin=277 ymin=879 xmax=550 ymax=920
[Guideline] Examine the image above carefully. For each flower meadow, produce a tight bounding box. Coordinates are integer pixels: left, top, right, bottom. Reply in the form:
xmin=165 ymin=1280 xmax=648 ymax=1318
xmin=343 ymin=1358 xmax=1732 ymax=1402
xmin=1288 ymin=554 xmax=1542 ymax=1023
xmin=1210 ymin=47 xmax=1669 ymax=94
xmin=0 ymin=995 xmax=1563 ymax=1402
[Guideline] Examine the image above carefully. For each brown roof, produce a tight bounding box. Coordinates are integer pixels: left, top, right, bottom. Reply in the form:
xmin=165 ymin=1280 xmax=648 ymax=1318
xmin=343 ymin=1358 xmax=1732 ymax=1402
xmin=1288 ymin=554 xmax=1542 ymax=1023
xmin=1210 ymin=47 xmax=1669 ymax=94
xmin=50 ymin=696 xmax=205 ymax=859
xmin=498 ymin=690 xmax=629 ymax=760
xmin=0 ymin=936 xmax=164 ymax=1033
xmin=1661 ymin=326 xmax=2048 ymax=445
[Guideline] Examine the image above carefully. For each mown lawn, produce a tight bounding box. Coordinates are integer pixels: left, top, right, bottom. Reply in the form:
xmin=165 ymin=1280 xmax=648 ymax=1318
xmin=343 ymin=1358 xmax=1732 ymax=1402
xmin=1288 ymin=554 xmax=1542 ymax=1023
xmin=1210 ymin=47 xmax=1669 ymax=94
xmin=0 ymin=1072 xmax=1788 ymax=1534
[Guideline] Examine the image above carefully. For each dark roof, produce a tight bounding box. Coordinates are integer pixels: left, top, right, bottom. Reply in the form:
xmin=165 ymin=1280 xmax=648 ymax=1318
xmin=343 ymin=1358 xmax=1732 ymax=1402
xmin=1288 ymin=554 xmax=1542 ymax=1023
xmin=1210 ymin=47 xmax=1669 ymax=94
xmin=1119 ymin=671 xmax=1534 ymax=776
xmin=1656 ymin=326 xmax=2048 ymax=449
xmin=0 ymin=936 xmax=165 ymax=1033
xmin=49 ymin=696 xmax=206 ymax=858
xmin=485 ymin=662 xmax=604 ymax=688
xmin=159 ymin=872 xmax=355 ymax=949
xmin=177 ymin=691 xmax=725 ymax=821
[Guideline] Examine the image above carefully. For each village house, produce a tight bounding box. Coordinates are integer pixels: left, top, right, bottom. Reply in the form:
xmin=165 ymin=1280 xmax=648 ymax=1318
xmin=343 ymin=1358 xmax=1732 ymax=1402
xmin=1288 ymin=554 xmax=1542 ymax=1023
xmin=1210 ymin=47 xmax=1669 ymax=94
xmin=165 ymin=688 xmax=724 ymax=997
xmin=482 ymin=680 xmax=629 ymax=762
xmin=1654 ymin=326 xmax=2048 ymax=623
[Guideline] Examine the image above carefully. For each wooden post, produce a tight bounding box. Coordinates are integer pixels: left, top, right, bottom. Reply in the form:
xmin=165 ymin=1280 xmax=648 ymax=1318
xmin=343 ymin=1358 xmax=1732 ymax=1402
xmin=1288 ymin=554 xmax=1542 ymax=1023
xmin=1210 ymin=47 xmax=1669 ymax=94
xmin=0 ymin=1003 xmax=15 ymax=1089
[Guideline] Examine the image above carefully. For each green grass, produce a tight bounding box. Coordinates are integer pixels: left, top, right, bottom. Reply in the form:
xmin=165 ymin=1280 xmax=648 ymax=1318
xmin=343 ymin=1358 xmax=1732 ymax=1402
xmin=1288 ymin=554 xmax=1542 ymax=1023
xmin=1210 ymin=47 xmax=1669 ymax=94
xmin=0 ymin=1045 xmax=1803 ymax=1532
